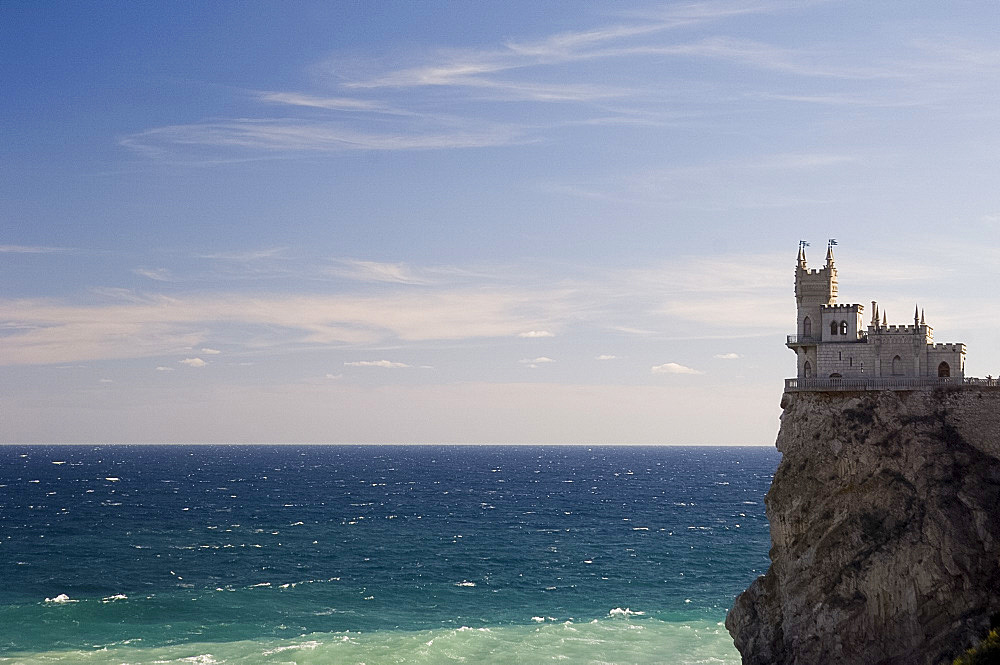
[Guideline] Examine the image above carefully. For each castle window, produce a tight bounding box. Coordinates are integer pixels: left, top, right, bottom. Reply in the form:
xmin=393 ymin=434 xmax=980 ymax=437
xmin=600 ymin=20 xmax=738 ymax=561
xmin=829 ymin=373 xmax=842 ymax=379
xmin=840 ymin=321 xmax=848 ymax=335
xmin=938 ymin=362 xmax=950 ymax=378
xmin=892 ymin=355 xmax=903 ymax=375
xmin=830 ymin=321 xmax=838 ymax=336
xmin=838 ymin=351 xmax=842 ymax=360
xmin=804 ymin=361 xmax=812 ymax=378
xmin=803 ymin=316 xmax=811 ymax=337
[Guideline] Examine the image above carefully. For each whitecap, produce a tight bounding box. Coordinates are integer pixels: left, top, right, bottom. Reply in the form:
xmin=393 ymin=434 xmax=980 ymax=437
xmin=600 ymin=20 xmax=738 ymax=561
xmin=105 ymin=477 xmax=120 ymax=482
xmin=455 ymin=581 xmax=476 ymax=587
xmin=44 ymin=594 xmax=77 ymax=604
xmin=101 ymin=594 xmax=127 ymax=602
xmin=608 ymin=607 xmax=645 ymax=618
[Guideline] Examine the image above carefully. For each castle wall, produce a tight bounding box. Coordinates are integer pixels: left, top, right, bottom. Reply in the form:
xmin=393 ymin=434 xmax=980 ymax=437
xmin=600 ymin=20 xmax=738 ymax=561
xmin=820 ymin=304 xmax=864 ymax=342
xmin=927 ymin=344 xmax=966 ymax=378
xmin=815 ymin=343 xmax=873 ymax=378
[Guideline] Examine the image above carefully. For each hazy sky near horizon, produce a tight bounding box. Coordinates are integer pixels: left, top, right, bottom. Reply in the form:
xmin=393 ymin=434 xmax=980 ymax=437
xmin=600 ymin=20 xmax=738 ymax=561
xmin=4 ymin=1 xmax=1000 ymax=444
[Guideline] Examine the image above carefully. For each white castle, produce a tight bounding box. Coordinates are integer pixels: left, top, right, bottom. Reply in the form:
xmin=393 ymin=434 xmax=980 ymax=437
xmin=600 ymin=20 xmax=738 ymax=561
xmin=786 ymin=241 xmax=966 ymax=389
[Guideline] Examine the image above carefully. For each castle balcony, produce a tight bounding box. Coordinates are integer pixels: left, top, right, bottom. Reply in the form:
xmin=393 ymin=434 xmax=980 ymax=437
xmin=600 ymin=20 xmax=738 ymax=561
xmin=785 ymin=376 xmax=999 ymax=392
xmin=786 ymin=334 xmax=816 ymax=347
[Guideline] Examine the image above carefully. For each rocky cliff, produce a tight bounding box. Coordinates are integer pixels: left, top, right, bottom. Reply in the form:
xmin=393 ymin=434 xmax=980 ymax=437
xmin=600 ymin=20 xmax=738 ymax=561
xmin=727 ymin=387 xmax=1000 ymax=665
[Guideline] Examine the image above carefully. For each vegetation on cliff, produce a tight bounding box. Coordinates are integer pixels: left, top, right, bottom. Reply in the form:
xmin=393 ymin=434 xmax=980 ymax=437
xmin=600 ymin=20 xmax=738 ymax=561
xmin=953 ymin=623 xmax=1000 ymax=665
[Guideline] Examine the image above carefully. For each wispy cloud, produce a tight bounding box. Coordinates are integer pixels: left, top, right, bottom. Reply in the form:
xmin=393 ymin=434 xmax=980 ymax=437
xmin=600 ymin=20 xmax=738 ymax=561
xmin=651 ymin=362 xmax=702 ymax=375
xmin=345 ymin=360 xmax=411 ymax=368
xmin=197 ymin=248 xmax=287 ymax=261
xmin=0 ymin=244 xmax=74 ymax=254
xmin=328 ymin=259 xmax=437 ymax=285
xmin=715 ymin=352 xmax=742 ymax=359
xmin=180 ymin=357 xmax=208 ymax=368
xmin=257 ymin=91 xmax=405 ymax=113
xmin=121 ymin=118 xmax=530 ymax=158
xmin=134 ymin=267 xmax=174 ymax=281
xmin=596 ymin=354 xmax=618 ymax=360
xmin=518 ymin=330 xmax=555 ymax=338
xmin=0 ymin=286 xmax=570 ymax=366
xmin=122 ymin=1 xmax=867 ymax=161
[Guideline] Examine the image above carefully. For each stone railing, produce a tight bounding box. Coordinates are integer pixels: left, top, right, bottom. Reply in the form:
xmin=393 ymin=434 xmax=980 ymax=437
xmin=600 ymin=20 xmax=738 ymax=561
xmin=787 ymin=333 xmax=868 ymax=345
xmin=785 ymin=377 xmax=1000 ymax=392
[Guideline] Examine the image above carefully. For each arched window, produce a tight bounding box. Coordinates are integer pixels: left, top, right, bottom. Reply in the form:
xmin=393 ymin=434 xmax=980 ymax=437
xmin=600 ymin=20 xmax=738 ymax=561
xmin=892 ymin=355 xmax=903 ymax=376
xmin=830 ymin=320 xmax=838 ymax=336
xmin=938 ymin=362 xmax=950 ymax=378
xmin=840 ymin=321 xmax=849 ymax=335
xmin=803 ymin=316 xmax=812 ymax=337
xmin=829 ymin=373 xmax=842 ymax=379
xmin=804 ymin=361 xmax=812 ymax=378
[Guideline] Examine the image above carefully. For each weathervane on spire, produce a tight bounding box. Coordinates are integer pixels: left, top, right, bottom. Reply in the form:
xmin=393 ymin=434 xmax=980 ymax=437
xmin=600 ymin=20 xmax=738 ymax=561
xmin=799 ymin=240 xmax=810 ymax=250
xmin=828 ymin=238 xmax=838 ymax=247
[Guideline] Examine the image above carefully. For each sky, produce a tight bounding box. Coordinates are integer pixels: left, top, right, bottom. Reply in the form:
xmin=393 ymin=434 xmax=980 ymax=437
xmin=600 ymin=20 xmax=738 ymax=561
xmin=4 ymin=1 xmax=1000 ymax=444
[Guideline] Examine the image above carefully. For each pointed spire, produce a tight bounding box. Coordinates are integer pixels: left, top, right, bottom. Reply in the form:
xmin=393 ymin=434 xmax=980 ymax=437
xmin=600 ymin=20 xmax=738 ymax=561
xmin=826 ymin=241 xmax=835 ymax=267
xmin=921 ymin=309 xmax=925 ymax=325
xmin=871 ymin=301 xmax=879 ymax=326
xmin=882 ymin=311 xmax=887 ymax=327
xmin=797 ymin=241 xmax=808 ymax=269
xmin=914 ymin=304 xmax=920 ymax=327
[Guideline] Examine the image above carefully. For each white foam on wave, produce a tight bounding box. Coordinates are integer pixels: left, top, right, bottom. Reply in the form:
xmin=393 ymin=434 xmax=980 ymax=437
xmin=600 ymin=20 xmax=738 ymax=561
xmin=455 ymin=580 xmax=476 ymax=587
xmin=261 ymin=640 xmax=319 ymax=655
xmin=608 ymin=607 xmax=645 ymax=618
xmin=4 ymin=618 xmax=741 ymax=664
xmin=44 ymin=594 xmax=77 ymax=604
xmin=101 ymin=594 xmax=127 ymax=602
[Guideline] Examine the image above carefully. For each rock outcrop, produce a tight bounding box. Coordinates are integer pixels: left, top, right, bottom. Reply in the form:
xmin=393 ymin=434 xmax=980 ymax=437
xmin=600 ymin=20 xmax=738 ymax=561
xmin=727 ymin=387 xmax=1000 ymax=665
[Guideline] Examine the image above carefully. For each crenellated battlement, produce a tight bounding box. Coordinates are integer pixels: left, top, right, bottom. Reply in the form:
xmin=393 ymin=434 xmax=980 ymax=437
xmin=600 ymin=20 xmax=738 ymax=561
xmin=822 ymin=303 xmax=863 ymax=311
xmin=931 ymin=343 xmax=966 ymax=352
xmin=871 ymin=324 xmax=926 ymax=335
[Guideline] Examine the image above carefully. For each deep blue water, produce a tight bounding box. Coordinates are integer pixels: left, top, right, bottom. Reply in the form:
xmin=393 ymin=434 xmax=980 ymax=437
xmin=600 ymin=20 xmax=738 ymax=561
xmin=0 ymin=445 xmax=778 ymax=664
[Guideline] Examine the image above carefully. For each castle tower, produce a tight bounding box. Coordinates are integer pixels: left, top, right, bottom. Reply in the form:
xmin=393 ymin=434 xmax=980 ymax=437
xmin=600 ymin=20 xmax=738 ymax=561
xmin=787 ymin=241 xmax=838 ymax=379
xmin=794 ymin=241 xmax=837 ymax=340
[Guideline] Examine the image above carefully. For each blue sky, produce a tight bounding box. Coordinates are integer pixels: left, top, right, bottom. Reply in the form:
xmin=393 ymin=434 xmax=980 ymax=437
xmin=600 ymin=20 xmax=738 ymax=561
xmin=4 ymin=1 xmax=1000 ymax=443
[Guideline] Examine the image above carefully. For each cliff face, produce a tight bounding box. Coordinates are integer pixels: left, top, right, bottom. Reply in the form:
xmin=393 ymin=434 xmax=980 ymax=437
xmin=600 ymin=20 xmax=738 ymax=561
xmin=727 ymin=388 xmax=1000 ymax=665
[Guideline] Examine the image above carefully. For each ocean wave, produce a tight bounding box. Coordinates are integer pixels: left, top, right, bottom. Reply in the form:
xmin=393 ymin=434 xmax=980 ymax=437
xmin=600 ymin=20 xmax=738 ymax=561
xmin=0 ymin=618 xmax=739 ymax=665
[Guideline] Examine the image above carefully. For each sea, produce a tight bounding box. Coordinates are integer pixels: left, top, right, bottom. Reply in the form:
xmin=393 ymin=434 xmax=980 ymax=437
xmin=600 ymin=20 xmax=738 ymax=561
xmin=0 ymin=445 xmax=779 ymax=665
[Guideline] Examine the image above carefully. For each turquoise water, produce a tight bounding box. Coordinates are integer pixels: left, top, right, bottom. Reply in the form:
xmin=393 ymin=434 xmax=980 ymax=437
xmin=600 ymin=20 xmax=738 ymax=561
xmin=0 ymin=445 xmax=778 ymax=664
